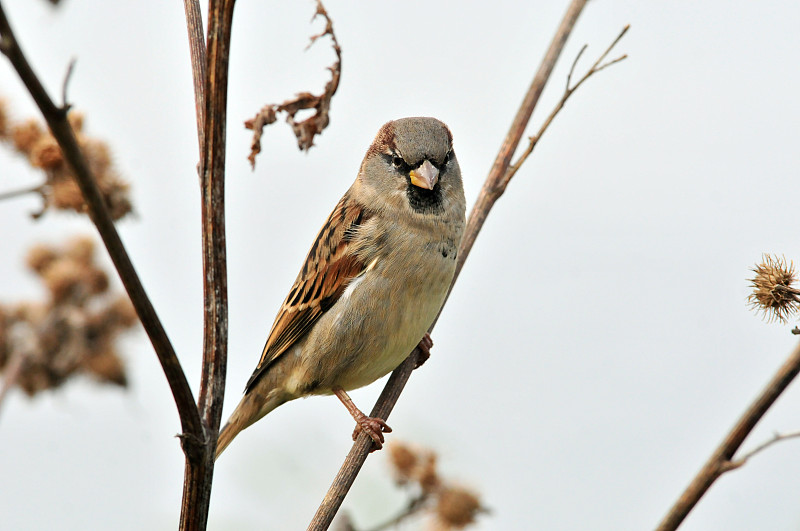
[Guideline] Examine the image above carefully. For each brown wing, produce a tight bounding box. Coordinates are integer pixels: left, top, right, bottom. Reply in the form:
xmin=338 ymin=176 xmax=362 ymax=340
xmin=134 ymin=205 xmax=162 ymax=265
xmin=245 ymin=193 xmax=370 ymax=391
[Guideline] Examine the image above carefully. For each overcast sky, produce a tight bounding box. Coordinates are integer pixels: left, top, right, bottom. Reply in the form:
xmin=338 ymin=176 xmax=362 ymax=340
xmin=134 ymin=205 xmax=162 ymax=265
xmin=2 ymin=1 xmax=800 ymax=530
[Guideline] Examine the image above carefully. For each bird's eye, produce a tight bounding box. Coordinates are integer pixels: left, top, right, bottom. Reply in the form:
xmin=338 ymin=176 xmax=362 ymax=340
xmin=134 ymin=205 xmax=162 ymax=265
xmin=443 ymin=150 xmax=453 ymax=164
xmin=391 ymin=155 xmax=404 ymax=168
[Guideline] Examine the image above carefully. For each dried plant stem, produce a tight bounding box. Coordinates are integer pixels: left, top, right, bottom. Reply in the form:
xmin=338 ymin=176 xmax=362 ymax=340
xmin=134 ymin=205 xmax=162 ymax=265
xmin=0 ymin=183 xmax=45 ymax=201
xmin=363 ymin=493 xmax=428 ymax=531
xmin=505 ymin=26 xmax=628 ymax=188
xmin=656 ymin=339 xmax=800 ymax=531
xmin=721 ymin=430 xmax=800 ymax=472
xmin=0 ymin=3 xmax=203 ymax=445
xmin=183 ymin=0 xmax=207 ymax=166
xmin=308 ymin=1 xmax=590 ymax=529
xmin=178 ymin=1 xmax=235 ymax=530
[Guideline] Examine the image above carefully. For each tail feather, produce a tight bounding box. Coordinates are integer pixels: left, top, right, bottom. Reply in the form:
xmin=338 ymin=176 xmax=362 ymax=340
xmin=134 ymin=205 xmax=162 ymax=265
xmin=215 ymin=421 xmax=239 ymax=460
xmin=215 ymin=388 xmax=289 ymax=460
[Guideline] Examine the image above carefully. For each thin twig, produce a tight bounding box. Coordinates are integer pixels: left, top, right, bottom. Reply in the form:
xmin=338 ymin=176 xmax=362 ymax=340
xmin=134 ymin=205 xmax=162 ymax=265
xmin=0 ymin=183 xmax=45 ymax=201
xmin=505 ymin=25 xmax=628 ymax=189
xmin=60 ymin=58 xmax=75 ymax=110
xmin=656 ymin=340 xmax=800 ymax=531
xmin=308 ymin=1 xmax=592 ymax=528
xmin=363 ymin=493 xmax=429 ymax=531
xmin=0 ymin=2 xmax=203 ymax=446
xmin=721 ymin=430 xmax=800 ymax=472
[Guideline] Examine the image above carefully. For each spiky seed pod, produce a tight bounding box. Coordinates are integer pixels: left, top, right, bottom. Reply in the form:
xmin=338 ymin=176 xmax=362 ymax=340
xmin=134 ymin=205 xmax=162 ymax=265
xmin=388 ymin=442 xmax=419 ymax=484
xmin=435 ymin=486 xmax=482 ymax=529
xmin=10 ymin=119 xmax=43 ymax=155
xmin=748 ymin=254 xmax=800 ymax=323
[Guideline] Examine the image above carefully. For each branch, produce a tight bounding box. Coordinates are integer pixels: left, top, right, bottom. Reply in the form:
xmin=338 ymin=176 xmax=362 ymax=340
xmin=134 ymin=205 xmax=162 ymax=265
xmin=362 ymin=493 xmax=429 ymax=531
xmin=308 ymin=1 xmax=593 ymax=528
xmin=178 ymin=0 xmax=234 ymax=529
xmin=721 ymin=430 xmax=800 ymax=473
xmin=183 ymin=0 xmax=206 ymax=167
xmin=0 ymin=182 xmax=45 ymax=201
xmin=0 ymin=1 xmax=203 ymax=446
xmin=504 ymin=26 xmax=628 ymax=190
xmin=656 ymin=340 xmax=800 ymax=531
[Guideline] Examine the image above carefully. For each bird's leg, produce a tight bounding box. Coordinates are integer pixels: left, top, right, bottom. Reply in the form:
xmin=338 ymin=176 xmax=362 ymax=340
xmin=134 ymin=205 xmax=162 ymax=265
xmin=414 ymin=332 xmax=434 ymax=369
xmin=333 ymin=387 xmax=392 ymax=450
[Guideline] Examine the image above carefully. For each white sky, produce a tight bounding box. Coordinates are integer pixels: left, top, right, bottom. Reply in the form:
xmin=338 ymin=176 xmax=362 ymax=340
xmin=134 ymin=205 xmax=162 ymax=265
xmin=1 ymin=1 xmax=800 ymax=530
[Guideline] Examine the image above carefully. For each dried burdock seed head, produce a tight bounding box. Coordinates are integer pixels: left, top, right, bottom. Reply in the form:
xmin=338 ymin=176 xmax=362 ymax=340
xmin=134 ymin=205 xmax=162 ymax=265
xmin=388 ymin=442 xmax=419 ymax=484
xmin=30 ymin=137 xmax=63 ymax=169
xmin=83 ymin=346 xmax=127 ymax=387
xmin=748 ymin=254 xmax=800 ymax=323
xmin=435 ymin=485 xmax=483 ymax=529
xmin=42 ymin=259 xmax=86 ymax=304
xmin=65 ymin=236 xmax=96 ymax=266
xmin=101 ymin=178 xmax=133 ymax=221
xmin=418 ymin=453 xmax=441 ymax=494
xmin=11 ymin=119 xmax=44 ymax=155
xmin=106 ymin=296 xmax=138 ymax=328
xmin=50 ymin=177 xmax=86 ymax=213
xmin=67 ymin=111 xmax=84 ymax=133
xmin=26 ymin=244 xmax=58 ymax=273
xmin=81 ymin=137 xmax=112 ymax=177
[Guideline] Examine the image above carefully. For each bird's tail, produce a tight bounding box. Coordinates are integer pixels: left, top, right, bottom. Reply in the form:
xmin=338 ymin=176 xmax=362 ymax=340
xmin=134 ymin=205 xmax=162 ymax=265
xmin=215 ymin=388 xmax=287 ymax=460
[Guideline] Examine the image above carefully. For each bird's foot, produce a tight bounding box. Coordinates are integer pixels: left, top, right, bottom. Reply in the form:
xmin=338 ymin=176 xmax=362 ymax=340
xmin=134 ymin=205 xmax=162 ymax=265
xmin=334 ymin=387 xmax=392 ymax=452
xmin=352 ymin=414 xmax=392 ymax=451
xmin=414 ymin=332 xmax=434 ymax=369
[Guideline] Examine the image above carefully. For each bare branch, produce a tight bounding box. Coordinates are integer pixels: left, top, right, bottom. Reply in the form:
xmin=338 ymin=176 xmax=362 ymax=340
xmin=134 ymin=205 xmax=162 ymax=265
xmin=0 ymin=182 xmax=45 ymax=202
xmin=60 ymin=58 xmax=75 ymax=110
xmin=0 ymin=2 xmax=203 ymax=445
xmin=308 ymin=1 xmax=597 ymax=528
xmin=246 ymin=0 xmax=341 ymax=168
xmin=505 ymin=25 xmax=629 ymax=190
xmin=178 ymin=0 xmax=235 ymax=528
xmin=656 ymin=339 xmax=800 ymax=531
xmin=183 ymin=0 xmax=207 ymax=168
xmin=721 ymin=430 xmax=800 ymax=473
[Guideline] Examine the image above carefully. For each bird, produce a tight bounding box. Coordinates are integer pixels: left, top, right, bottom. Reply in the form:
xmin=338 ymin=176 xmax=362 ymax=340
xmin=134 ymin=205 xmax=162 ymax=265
xmin=216 ymin=117 xmax=466 ymax=459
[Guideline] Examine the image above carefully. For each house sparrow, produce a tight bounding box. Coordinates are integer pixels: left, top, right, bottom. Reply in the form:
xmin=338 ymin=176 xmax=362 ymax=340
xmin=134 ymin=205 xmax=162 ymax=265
xmin=216 ymin=117 xmax=466 ymax=459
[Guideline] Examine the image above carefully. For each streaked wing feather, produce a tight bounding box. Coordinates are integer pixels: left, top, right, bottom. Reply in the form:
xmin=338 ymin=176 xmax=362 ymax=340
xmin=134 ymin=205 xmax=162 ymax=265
xmin=245 ymin=194 xmax=369 ymax=391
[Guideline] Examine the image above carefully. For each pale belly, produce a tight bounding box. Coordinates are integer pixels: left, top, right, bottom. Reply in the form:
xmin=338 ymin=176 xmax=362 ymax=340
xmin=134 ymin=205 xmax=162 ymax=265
xmin=297 ymin=247 xmax=456 ymax=394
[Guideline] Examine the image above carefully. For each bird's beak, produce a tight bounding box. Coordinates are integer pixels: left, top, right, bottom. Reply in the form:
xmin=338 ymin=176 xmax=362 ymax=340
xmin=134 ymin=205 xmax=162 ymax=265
xmin=409 ymin=160 xmax=439 ymax=190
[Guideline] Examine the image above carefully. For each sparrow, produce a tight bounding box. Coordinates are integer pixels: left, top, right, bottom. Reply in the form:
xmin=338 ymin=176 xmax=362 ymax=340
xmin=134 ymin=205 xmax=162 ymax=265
xmin=216 ymin=117 xmax=466 ymax=459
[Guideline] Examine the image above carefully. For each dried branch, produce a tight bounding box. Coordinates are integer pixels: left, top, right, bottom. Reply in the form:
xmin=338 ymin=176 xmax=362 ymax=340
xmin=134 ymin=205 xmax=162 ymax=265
xmin=656 ymin=340 xmax=800 ymax=531
xmin=183 ymin=0 xmax=207 ymax=167
xmin=0 ymin=2 xmax=203 ymax=446
xmin=177 ymin=0 xmax=235 ymax=529
xmin=245 ymin=0 xmax=341 ymax=168
xmin=505 ymin=26 xmax=628 ymax=190
xmin=308 ymin=1 xmax=600 ymax=528
xmin=721 ymin=430 xmax=800 ymax=472
xmin=0 ymin=182 xmax=45 ymax=202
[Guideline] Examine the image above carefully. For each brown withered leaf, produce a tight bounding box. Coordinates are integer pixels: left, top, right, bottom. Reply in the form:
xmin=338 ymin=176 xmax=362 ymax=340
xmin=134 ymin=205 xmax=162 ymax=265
xmin=245 ymin=0 xmax=341 ymax=169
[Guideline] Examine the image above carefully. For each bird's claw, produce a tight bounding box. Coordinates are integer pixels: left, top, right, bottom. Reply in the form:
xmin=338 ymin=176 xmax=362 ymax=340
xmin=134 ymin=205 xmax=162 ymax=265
xmin=414 ymin=332 xmax=434 ymax=369
xmin=352 ymin=415 xmax=392 ymax=451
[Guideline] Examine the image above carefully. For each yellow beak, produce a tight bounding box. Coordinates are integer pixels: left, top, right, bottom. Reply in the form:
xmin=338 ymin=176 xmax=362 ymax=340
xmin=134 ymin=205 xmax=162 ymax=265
xmin=409 ymin=160 xmax=439 ymax=190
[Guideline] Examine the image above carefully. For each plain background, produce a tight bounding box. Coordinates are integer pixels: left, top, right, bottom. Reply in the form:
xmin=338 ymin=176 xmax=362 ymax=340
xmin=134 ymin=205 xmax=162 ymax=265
xmin=1 ymin=1 xmax=800 ymax=529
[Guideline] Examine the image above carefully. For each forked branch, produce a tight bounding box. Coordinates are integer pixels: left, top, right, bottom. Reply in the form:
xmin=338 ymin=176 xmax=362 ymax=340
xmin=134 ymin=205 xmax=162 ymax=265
xmin=656 ymin=339 xmax=800 ymax=531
